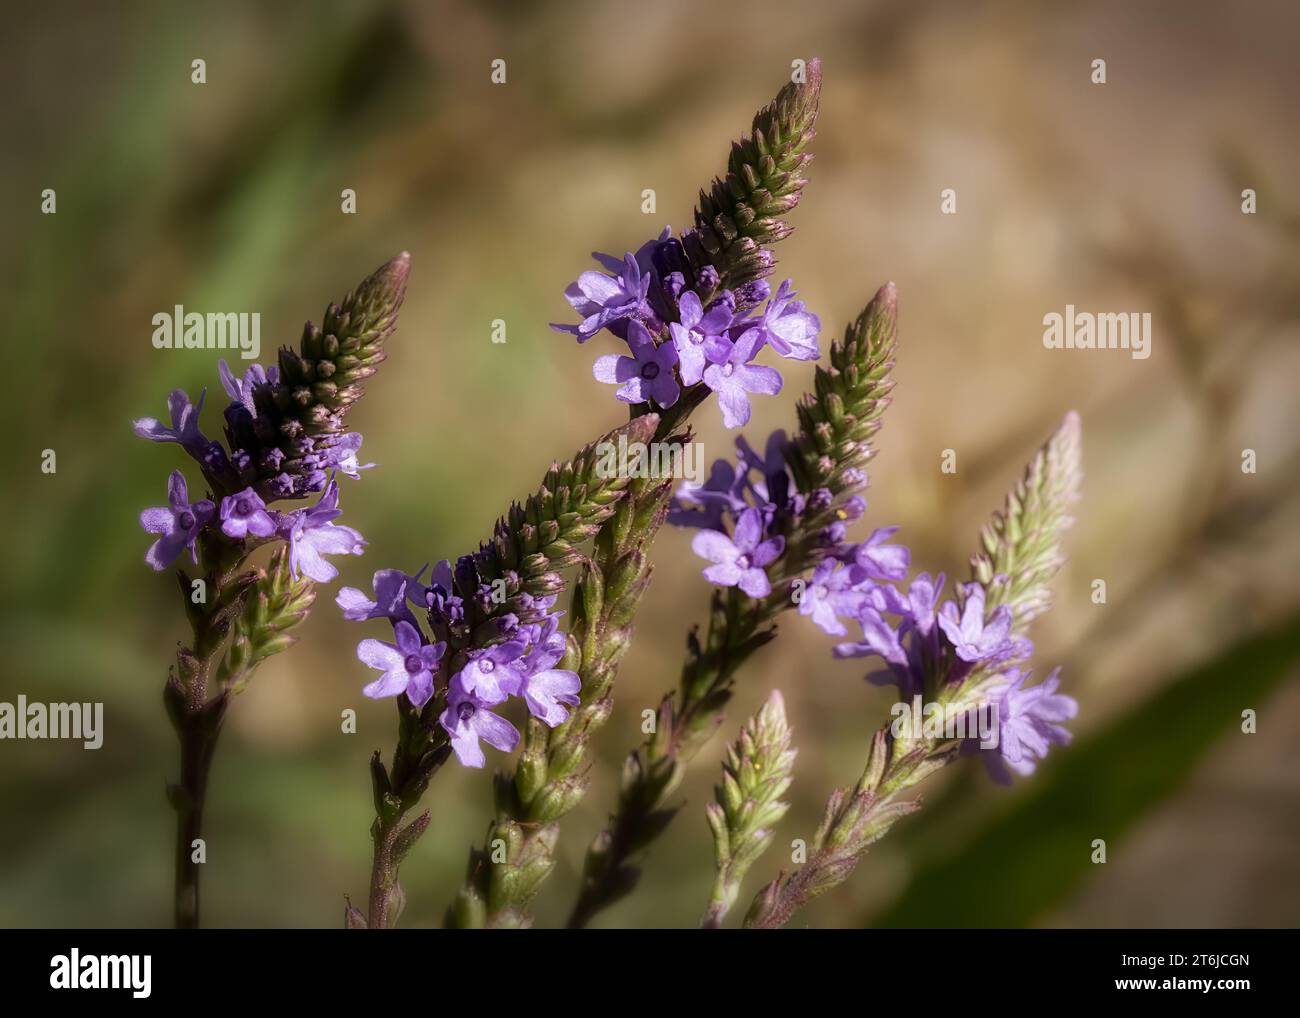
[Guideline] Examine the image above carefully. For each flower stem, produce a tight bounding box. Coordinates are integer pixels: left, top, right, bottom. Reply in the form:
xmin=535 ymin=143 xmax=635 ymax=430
xmin=171 ymin=695 xmax=228 ymax=928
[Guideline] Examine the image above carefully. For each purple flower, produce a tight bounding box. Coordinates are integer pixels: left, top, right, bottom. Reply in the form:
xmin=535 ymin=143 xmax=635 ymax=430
xmin=691 ymin=507 xmax=784 ymax=598
xmin=515 ymin=617 xmax=581 ymax=726
xmin=833 ymin=606 xmax=920 ymax=697
xmin=329 ymin=432 xmax=374 ymax=479
xmin=337 ymin=567 xmax=424 ymax=627
xmin=702 ymin=327 xmax=783 ymax=429
xmin=736 ymin=430 xmax=798 ymax=513
xmin=799 ymin=559 xmax=870 ymax=636
xmin=834 ymin=607 xmax=908 ymax=669
xmin=139 ymin=470 xmax=215 ymax=570
xmin=132 ymin=388 xmax=210 ymax=457
xmin=357 ymin=620 xmax=445 ymax=708
xmin=414 ymin=559 xmax=465 ymax=624
xmin=937 ymin=583 xmax=1015 ymax=663
xmin=987 ymin=667 xmax=1077 ymax=780
xmin=439 ymin=684 xmax=520 ymax=769
xmin=592 ymin=320 xmax=680 ymax=407
xmin=668 ymin=290 xmax=736 ymax=385
xmin=851 ymin=526 xmax=910 ymax=582
xmin=219 ymin=486 xmax=276 ymax=540
xmin=740 ymin=279 xmax=821 ymax=361
xmin=553 ymin=252 xmax=652 ymax=342
xmin=218 ymin=360 xmax=278 ymax=415
xmin=278 ymin=479 xmax=366 ymax=582
xmin=455 ymin=640 xmax=527 ymax=704
xmin=669 ymin=458 xmax=749 ymax=530
xmin=902 ymin=571 xmax=944 ymax=638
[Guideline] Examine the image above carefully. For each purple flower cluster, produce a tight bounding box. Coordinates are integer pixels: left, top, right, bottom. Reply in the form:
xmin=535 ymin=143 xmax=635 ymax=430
xmin=672 ymin=429 xmax=1077 ymax=782
xmin=670 ymin=429 xmax=901 ymax=604
xmin=340 ymin=560 xmax=582 ymax=768
xmin=134 ymin=359 xmax=368 ymax=582
xmin=552 ymin=228 xmax=821 ymax=429
xmin=829 ymin=573 xmax=1075 ymax=781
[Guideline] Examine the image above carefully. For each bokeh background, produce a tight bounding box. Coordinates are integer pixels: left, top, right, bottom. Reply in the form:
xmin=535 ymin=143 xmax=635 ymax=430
xmin=2 ymin=0 xmax=1298 ymax=929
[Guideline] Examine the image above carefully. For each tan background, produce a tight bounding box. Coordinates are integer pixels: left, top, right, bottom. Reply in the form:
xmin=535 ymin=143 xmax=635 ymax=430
xmin=1 ymin=0 xmax=1297 ymax=927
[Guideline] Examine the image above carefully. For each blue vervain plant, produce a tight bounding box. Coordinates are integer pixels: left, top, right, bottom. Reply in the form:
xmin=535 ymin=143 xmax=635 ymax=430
xmin=333 ymin=59 xmax=1082 ymax=929
xmin=134 ymin=253 xmax=410 ymax=927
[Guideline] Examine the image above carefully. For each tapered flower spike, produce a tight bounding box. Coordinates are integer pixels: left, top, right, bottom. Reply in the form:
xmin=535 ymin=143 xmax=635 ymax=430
xmin=359 ymin=416 xmax=665 ymax=930
xmin=970 ymin=410 xmax=1082 ymax=633
xmin=703 ymin=689 xmax=796 ymax=928
xmin=568 ymin=284 xmax=898 ymax=928
xmin=744 ymin=415 xmax=1084 ymax=929
xmin=687 ymin=59 xmax=823 ymax=288
xmin=218 ymin=252 xmax=412 ymax=501
xmin=279 ymin=251 xmax=411 ymax=422
xmin=448 ymin=433 xmax=689 ymax=928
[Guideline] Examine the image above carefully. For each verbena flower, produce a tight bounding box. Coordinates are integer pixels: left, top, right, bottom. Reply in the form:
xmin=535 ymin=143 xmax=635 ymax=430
xmin=358 ymin=620 xmax=446 ymax=708
xmin=336 ymin=568 xmax=424 ymax=627
xmin=456 ymin=642 xmax=527 ymax=704
xmin=553 ymin=251 xmax=654 ymax=342
xmin=691 ymin=507 xmax=785 ymax=597
xmin=669 ymin=289 xmax=738 ymax=385
xmin=513 ymin=616 xmax=581 ymax=726
xmin=133 ymin=388 xmax=210 ymax=457
xmin=440 ymin=686 xmax=520 ymax=768
xmin=799 ymin=558 xmax=870 ymax=636
xmin=740 ymin=280 xmax=821 ymax=361
xmin=592 ymin=320 xmax=680 ymax=407
xmin=277 ymin=478 xmax=366 ymax=582
xmin=139 ymin=469 xmax=215 ymax=570
xmin=702 ymin=327 xmax=783 ymax=429
xmin=985 ymin=666 xmax=1077 ymax=781
xmin=219 ymin=487 xmax=276 ymax=540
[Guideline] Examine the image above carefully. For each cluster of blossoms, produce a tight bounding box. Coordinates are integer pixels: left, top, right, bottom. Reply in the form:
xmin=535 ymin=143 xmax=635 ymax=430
xmin=134 ymin=359 xmax=369 ymax=581
xmin=671 ymin=430 xmax=1077 ymax=781
xmin=552 ymin=227 xmax=821 ymax=428
xmin=340 ymin=559 xmax=581 ymax=768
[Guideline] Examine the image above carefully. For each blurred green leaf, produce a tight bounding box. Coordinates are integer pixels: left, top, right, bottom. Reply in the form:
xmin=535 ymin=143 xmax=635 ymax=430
xmin=873 ymin=611 xmax=1300 ymax=927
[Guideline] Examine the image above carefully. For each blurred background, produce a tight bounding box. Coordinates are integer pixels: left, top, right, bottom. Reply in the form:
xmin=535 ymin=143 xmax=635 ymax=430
xmin=1 ymin=0 xmax=1298 ymax=929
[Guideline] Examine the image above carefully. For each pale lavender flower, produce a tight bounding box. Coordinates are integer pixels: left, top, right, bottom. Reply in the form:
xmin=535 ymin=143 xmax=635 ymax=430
xmin=455 ymin=641 xmax=527 ymax=705
xmin=553 ymin=252 xmax=652 ymax=342
xmin=986 ymin=667 xmax=1077 ymax=780
xmin=851 ymin=526 xmax=910 ymax=582
xmin=219 ymin=486 xmax=276 ymax=539
xmin=139 ymin=470 xmax=215 ymax=570
xmin=278 ymin=479 xmax=366 ymax=582
xmin=331 ymin=432 xmax=374 ymax=479
xmin=669 ymin=290 xmax=736 ymax=385
xmin=357 ymin=620 xmax=445 ymax=708
xmin=592 ymin=320 xmax=680 ymax=407
xmin=336 ymin=567 xmax=423 ymax=627
xmin=439 ymin=684 xmax=520 ymax=769
xmin=218 ymin=360 xmax=278 ymax=415
xmin=691 ymin=507 xmax=785 ymax=597
xmin=702 ymin=328 xmax=780 ymax=429
xmin=740 ymin=279 xmax=821 ymax=361
xmin=834 ymin=607 xmax=908 ymax=670
xmin=514 ymin=617 xmax=581 ymax=726
xmin=799 ymin=559 xmax=871 ymax=636
xmin=668 ymin=458 xmax=750 ymax=530
xmin=903 ymin=572 xmax=945 ymax=638
xmin=133 ymin=388 xmax=210 ymax=457
xmin=937 ymin=583 xmax=1015 ymax=663
xmin=702 ymin=328 xmax=783 ymax=429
